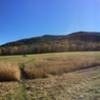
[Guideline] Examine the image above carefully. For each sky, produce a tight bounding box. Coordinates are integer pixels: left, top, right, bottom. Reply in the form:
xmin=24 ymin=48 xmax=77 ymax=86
xmin=0 ymin=0 xmax=100 ymax=44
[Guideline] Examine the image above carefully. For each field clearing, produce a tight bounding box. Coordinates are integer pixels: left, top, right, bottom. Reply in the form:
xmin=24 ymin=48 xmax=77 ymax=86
xmin=0 ymin=52 xmax=99 ymax=66
xmin=1 ymin=51 xmax=100 ymax=79
xmin=0 ymin=52 xmax=100 ymax=99
xmin=0 ymin=51 xmax=100 ymax=64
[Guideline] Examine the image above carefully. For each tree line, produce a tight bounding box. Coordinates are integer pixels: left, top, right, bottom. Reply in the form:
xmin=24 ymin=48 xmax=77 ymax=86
xmin=0 ymin=40 xmax=100 ymax=55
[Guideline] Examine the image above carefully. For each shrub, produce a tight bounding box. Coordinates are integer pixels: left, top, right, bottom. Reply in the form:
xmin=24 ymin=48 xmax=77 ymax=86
xmin=0 ymin=62 xmax=21 ymax=81
xmin=24 ymin=64 xmax=47 ymax=79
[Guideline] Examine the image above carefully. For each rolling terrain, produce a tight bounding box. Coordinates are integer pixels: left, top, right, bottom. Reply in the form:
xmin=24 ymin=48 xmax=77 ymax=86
xmin=1 ymin=31 xmax=100 ymax=55
xmin=0 ymin=32 xmax=100 ymax=99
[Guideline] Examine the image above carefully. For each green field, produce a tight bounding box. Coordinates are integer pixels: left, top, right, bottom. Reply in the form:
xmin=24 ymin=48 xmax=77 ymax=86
xmin=0 ymin=52 xmax=100 ymax=100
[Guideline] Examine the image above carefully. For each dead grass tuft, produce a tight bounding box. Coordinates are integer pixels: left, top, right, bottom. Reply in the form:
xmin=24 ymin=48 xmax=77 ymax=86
xmin=0 ymin=62 xmax=21 ymax=81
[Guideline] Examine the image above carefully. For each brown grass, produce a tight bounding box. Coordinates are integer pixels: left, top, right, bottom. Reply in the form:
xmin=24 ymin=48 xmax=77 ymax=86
xmin=0 ymin=62 xmax=20 ymax=81
xmin=0 ymin=52 xmax=100 ymax=80
xmin=23 ymin=53 xmax=100 ymax=79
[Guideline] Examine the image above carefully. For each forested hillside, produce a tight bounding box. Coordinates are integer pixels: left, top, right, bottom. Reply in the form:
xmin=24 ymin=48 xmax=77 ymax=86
xmin=0 ymin=31 xmax=100 ymax=55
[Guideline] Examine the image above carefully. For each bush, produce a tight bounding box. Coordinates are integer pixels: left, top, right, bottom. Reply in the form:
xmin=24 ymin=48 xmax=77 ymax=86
xmin=24 ymin=64 xmax=47 ymax=79
xmin=0 ymin=62 xmax=21 ymax=81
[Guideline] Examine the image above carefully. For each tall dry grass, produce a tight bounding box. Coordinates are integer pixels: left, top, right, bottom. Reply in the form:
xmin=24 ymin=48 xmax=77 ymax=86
xmin=23 ymin=54 xmax=100 ymax=79
xmin=0 ymin=62 xmax=20 ymax=81
xmin=0 ymin=52 xmax=99 ymax=80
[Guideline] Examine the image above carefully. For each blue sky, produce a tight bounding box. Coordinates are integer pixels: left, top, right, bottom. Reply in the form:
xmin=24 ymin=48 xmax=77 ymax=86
xmin=0 ymin=0 xmax=100 ymax=44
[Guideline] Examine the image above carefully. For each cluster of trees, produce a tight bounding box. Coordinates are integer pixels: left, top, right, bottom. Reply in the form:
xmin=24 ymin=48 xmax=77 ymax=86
xmin=0 ymin=40 xmax=100 ymax=55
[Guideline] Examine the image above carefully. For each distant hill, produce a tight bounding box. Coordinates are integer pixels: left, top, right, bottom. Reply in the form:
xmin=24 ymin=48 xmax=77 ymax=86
xmin=0 ymin=31 xmax=100 ymax=55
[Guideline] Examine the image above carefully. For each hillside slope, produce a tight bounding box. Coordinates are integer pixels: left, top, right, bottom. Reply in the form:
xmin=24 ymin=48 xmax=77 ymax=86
xmin=1 ymin=31 xmax=100 ymax=55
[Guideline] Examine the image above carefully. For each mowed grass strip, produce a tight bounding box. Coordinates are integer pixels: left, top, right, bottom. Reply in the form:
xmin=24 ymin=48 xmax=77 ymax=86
xmin=0 ymin=62 xmax=21 ymax=81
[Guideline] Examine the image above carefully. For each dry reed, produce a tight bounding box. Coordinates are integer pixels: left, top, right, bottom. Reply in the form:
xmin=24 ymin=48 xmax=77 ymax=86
xmin=0 ymin=62 xmax=20 ymax=81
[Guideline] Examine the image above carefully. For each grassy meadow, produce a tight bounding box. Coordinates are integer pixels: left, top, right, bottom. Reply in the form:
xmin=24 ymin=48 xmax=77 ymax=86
xmin=0 ymin=51 xmax=100 ymax=79
xmin=0 ymin=52 xmax=100 ymax=99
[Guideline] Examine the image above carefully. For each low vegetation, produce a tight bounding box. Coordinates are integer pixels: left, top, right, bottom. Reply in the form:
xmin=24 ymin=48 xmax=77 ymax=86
xmin=0 ymin=62 xmax=20 ymax=81
xmin=0 ymin=52 xmax=99 ymax=99
xmin=23 ymin=52 xmax=100 ymax=79
xmin=0 ymin=52 xmax=99 ymax=80
xmin=0 ymin=66 xmax=100 ymax=100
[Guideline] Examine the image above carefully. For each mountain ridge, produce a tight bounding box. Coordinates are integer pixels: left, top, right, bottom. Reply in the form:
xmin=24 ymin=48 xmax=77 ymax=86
xmin=1 ymin=31 xmax=100 ymax=55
